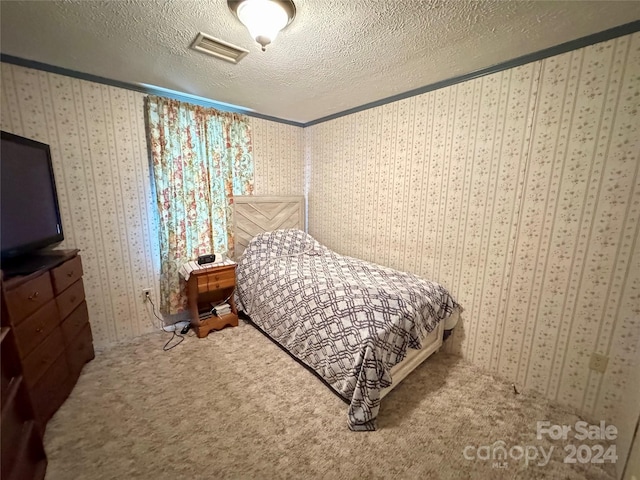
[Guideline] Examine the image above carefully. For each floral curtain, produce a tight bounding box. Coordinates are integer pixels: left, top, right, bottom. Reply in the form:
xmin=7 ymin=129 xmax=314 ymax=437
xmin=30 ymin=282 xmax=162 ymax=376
xmin=145 ymin=96 xmax=254 ymax=314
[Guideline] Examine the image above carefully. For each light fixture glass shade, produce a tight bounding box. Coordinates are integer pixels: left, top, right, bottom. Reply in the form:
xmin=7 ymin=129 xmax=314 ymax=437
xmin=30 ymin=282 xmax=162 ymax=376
xmin=236 ymin=0 xmax=290 ymax=50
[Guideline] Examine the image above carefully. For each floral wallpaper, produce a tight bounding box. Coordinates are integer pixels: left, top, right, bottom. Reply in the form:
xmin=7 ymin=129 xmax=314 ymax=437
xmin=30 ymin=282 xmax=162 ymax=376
xmin=251 ymin=117 xmax=305 ymax=196
xmin=305 ymin=32 xmax=639 ymax=474
xmin=0 ymin=63 xmax=306 ymax=348
xmin=1 ymin=64 xmax=159 ymax=347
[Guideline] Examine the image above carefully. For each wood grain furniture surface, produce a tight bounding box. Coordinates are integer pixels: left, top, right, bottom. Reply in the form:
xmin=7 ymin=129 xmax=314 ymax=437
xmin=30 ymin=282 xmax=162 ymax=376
xmin=186 ymin=263 xmax=239 ymax=338
xmin=1 ymin=279 xmax=47 ymax=480
xmin=233 ymin=195 xmax=305 ymax=259
xmin=1 ymin=250 xmax=95 ymax=434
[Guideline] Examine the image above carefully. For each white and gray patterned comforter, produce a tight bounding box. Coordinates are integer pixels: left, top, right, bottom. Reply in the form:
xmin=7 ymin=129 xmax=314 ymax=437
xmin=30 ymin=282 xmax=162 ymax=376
xmin=235 ymin=229 xmax=459 ymax=431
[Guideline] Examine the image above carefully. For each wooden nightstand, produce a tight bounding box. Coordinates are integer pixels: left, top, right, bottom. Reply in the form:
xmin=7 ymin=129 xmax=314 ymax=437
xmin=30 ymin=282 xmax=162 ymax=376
xmin=185 ymin=263 xmax=239 ymax=338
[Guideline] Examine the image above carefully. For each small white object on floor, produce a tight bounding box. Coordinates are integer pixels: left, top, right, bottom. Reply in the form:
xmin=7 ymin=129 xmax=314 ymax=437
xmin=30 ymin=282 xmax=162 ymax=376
xmin=162 ymin=320 xmax=190 ymax=333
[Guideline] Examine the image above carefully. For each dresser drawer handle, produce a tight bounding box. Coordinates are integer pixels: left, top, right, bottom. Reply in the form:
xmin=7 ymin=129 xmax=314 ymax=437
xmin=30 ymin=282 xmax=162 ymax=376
xmin=28 ymin=291 xmax=39 ymax=300
xmin=35 ymin=327 xmax=43 ymax=333
xmin=67 ymin=271 xmax=75 ymax=277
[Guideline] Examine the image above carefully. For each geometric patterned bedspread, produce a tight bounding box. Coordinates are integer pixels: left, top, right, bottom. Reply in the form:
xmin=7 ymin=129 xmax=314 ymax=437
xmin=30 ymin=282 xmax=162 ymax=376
xmin=235 ymin=229 xmax=459 ymax=431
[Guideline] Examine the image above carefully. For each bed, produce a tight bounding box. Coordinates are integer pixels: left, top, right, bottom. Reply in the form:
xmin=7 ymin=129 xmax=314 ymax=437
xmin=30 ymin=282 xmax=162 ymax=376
xmin=233 ymin=211 xmax=460 ymax=430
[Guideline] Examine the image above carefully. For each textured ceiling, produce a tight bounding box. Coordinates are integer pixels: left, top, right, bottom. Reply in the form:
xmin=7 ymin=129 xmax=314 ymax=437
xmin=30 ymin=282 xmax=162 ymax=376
xmin=1 ymin=1 xmax=639 ymax=123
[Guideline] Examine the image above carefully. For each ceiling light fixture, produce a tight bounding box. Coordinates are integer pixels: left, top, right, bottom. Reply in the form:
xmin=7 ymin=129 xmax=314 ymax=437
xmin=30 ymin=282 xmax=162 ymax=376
xmin=228 ymin=0 xmax=296 ymax=52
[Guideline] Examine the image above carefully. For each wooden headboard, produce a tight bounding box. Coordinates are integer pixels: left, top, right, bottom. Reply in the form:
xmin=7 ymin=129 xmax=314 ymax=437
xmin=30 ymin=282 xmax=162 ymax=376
xmin=233 ymin=195 xmax=305 ymax=258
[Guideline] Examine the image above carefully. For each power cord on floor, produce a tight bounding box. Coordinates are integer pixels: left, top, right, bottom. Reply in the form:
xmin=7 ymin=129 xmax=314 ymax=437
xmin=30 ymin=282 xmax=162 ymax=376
xmin=146 ymin=292 xmax=184 ymax=351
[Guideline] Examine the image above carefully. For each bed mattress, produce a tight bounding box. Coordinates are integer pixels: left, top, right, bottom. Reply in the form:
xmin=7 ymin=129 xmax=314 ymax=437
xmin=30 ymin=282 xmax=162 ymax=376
xmin=236 ymin=230 xmax=460 ymax=430
xmin=381 ymin=308 xmax=460 ymax=399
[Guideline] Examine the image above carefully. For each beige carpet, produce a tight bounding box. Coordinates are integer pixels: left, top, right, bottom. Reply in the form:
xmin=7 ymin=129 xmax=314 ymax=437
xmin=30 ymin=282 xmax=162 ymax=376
xmin=44 ymin=321 xmax=615 ymax=480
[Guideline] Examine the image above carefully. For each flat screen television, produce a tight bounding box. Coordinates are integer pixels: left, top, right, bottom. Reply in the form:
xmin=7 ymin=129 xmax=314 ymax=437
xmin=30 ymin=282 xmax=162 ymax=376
xmin=1 ymin=131 xmax=65 ymax=275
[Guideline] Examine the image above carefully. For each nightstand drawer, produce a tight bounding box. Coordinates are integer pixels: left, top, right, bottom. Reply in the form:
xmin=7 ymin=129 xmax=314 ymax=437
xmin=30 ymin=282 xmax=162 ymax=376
xmin=4 ymin=273 xmax=54 ymax=324
xmin=51 ymin=255 xmax=83 ymax=294
xmin=197 ymin=274 xmax=235 ymax=294
xmin=202 ymin=268 xmax=235 ymax=283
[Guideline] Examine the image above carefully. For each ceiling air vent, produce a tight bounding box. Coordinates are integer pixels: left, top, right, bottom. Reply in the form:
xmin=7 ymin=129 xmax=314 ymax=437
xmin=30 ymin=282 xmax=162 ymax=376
xmin=190 ymin=32 xmax=249 ymax=64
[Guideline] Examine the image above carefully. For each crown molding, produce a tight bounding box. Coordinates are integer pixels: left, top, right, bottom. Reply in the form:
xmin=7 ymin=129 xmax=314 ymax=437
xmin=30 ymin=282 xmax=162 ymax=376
xmin=2 ymin=20 xmax=638 ymax=128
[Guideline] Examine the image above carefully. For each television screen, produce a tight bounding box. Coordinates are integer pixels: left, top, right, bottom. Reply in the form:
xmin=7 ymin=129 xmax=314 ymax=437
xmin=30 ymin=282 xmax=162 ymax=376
xmin=1 ymin=131 xmax=64 ymax=261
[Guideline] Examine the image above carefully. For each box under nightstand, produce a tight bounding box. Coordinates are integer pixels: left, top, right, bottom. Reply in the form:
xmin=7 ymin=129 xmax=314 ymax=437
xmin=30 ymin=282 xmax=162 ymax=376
xmin=184 ymin=263 xmax=239 ymax=338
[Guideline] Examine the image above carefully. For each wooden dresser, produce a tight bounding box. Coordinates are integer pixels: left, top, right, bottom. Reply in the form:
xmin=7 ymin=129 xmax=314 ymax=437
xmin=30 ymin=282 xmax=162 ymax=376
xmin=1 ymin=324 xmax=47 ymax=480
xmin=1 ymin=249 xmax=95 ymax=432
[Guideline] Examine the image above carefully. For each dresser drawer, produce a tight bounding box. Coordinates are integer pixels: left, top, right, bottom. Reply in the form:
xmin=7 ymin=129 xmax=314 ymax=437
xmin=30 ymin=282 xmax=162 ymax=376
xmin=21 ymin=328 xmax=65 ymax=388
xmin=4 ymin=273 xmax=54 ymax=325
xmin=2 ymin=421 xmax=46 ymax=480
xmin=61 ymin=302 xmax=89 ymax=345
xmin=31 ymin=353 xmax=71 ymax=427
xmin=1 ymin=330 xmax=20 ymax=406
xmin=0 ymin=377 xmax=30 ymax=478
xmin=56 ymin=280 xmax=85 ymax=320
xmin=66 ymin=323 xmax=94 ymax=379
xmin=13 ymin=300 xmax=60 ymax=359
xmin=51 ymin=255 xmax=83 ymax=295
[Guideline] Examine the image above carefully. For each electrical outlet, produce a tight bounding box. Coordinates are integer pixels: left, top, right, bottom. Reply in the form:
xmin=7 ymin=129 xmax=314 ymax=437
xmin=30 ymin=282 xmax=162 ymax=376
xmin=142 ymin=288 xmax=152 ymax=302
xmin=589 ymin=353 xmax=609 ymax=373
